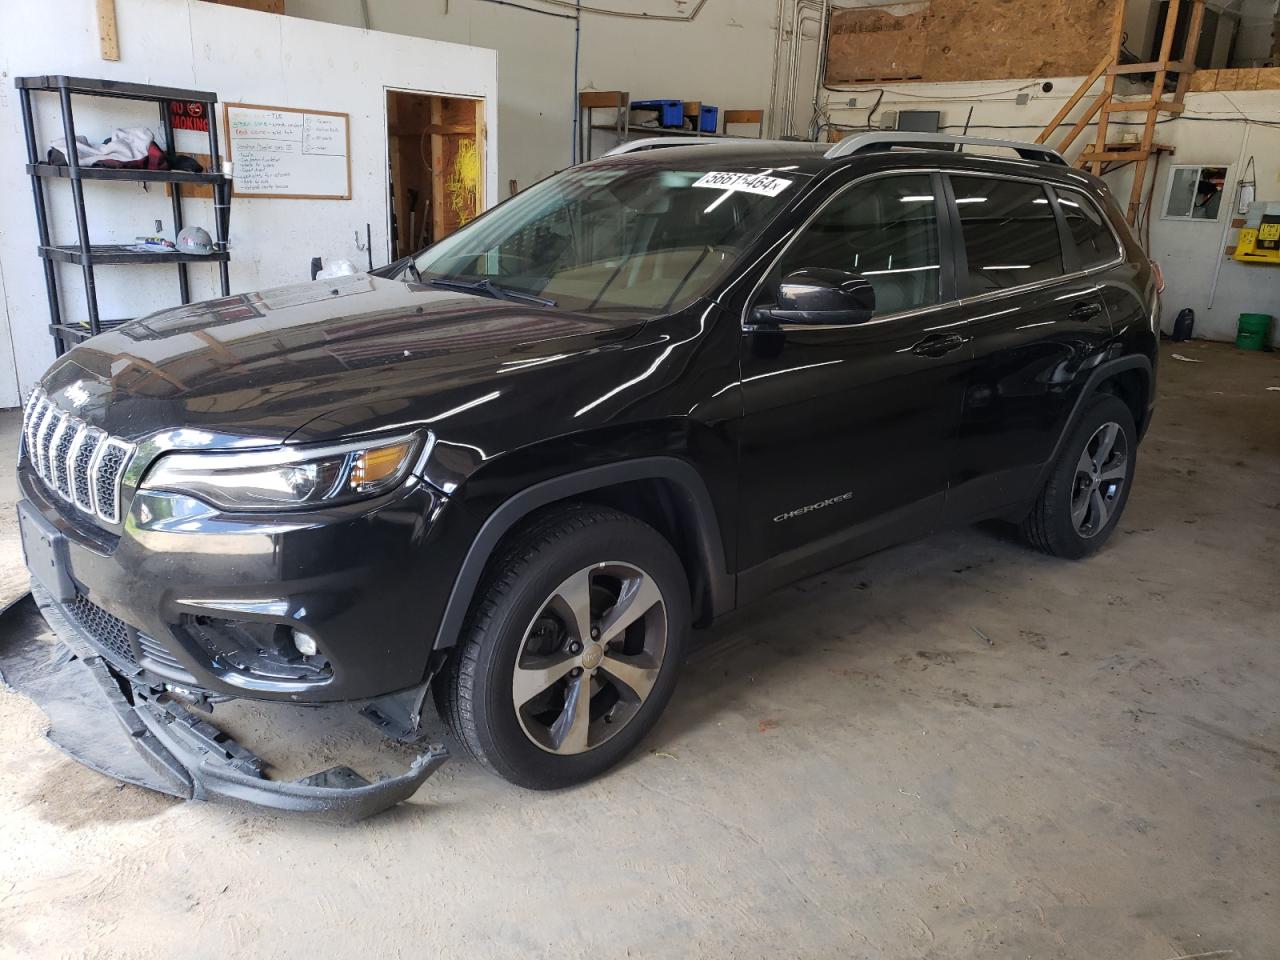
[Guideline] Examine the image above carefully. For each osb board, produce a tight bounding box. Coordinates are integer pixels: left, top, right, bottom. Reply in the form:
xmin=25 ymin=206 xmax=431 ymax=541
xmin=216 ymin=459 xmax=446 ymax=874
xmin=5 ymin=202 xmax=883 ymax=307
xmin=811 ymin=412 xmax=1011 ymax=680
xmin=826 ymin=0 xmax=1112 ymax=85
xmin=1193 ymin=67 xmax=1280 ymax=91
xmin=825 ymin=5 xmax=928 ymax=83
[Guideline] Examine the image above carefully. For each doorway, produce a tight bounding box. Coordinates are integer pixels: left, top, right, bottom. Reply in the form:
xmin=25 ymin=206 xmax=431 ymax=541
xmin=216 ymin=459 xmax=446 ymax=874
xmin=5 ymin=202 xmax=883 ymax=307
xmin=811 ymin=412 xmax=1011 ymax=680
xmin=386 ymin=90 xmax=485 ymax=261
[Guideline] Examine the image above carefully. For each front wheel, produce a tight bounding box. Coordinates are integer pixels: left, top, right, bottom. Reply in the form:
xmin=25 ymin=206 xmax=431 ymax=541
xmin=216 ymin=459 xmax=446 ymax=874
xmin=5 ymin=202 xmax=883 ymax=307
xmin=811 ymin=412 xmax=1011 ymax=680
xmin=1021 ymin=392 xmax=1137 ymax=559
xmin=437 ymin=504 xmax=689 ymax=789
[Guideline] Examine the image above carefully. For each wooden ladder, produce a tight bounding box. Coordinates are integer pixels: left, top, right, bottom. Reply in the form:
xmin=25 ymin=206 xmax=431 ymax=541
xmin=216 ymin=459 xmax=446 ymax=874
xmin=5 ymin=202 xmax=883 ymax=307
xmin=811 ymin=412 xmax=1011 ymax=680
xmin=1037 ymin=0 xmax=1204 ymax=225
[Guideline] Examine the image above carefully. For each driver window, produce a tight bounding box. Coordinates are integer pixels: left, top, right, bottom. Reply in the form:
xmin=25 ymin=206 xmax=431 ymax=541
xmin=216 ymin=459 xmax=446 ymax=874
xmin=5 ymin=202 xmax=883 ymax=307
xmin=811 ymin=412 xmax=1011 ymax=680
xmin=774 ymin=174 xmax=941 ymax=317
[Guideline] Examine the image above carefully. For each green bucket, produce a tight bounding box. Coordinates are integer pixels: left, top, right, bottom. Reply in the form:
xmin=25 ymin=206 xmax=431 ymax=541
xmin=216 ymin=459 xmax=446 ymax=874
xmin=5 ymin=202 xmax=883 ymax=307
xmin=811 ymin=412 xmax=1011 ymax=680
xmin=1236 ymin=313 xmax=1273 ymax=351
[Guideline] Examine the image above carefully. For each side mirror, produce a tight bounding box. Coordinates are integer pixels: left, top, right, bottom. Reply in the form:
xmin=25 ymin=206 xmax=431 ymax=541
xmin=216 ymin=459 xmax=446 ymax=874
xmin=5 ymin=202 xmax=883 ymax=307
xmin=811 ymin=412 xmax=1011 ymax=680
xmin=751 ymin=268 xmax=876 ymax=326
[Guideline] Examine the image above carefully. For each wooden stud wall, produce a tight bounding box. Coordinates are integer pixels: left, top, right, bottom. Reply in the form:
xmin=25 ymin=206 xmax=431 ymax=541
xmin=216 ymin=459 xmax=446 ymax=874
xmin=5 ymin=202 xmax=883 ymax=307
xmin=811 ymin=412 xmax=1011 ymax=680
xmin=387 ymin=91 xmax=484 ymax=260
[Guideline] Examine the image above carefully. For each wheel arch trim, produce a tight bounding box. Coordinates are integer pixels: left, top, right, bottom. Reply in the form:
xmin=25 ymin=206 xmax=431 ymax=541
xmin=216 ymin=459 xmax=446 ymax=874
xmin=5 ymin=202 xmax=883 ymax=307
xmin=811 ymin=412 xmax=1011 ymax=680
xmin=1036 ymin=353 xmax=1153 ymax=490
xmin=432 ymin=457 xmax=734 ymax=650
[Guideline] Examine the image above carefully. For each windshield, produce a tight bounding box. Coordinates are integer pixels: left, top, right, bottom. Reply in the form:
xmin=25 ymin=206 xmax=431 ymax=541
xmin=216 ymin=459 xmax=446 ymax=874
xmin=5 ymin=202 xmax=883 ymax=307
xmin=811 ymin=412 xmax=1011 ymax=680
xmin=400 ymin=158 xmax=809 ymax=317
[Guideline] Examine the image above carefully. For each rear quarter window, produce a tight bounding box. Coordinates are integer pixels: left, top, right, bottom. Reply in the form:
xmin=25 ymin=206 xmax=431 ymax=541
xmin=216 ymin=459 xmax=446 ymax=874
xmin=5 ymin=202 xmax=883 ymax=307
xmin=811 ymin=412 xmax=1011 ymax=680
xmin=1055 ymin=189 xmax=1122 ymax=270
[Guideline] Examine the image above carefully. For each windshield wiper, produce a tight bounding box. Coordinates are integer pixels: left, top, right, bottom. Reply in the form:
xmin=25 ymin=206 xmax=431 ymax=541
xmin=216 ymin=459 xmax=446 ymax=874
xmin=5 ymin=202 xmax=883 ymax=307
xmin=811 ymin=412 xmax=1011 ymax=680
xmin=427 ymin=277 xmax=556 ymax=308
xmin=404 ymin=260 xmax=424 ymax=283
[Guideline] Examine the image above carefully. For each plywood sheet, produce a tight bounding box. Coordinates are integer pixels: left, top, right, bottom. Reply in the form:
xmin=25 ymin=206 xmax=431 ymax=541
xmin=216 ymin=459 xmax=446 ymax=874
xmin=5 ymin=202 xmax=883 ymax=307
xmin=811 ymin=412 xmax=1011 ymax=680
xmin=825 ymin=4 xmax=928 ymax=83
xmin=826 ymin=0 xmax=1113 ymax=85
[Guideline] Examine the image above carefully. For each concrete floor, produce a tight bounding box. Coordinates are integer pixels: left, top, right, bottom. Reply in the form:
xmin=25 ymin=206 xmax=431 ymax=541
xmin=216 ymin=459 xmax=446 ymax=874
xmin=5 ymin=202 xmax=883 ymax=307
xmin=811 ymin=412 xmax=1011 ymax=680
xmin=1 ymin=341 xmax=1277 ymax=959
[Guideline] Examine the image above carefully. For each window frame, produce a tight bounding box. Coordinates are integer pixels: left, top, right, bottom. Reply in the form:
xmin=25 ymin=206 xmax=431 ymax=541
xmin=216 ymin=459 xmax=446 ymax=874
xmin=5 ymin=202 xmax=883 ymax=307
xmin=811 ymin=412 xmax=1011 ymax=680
xmin=1050 ymin=185 xmax=1125 ymax=273
xmin=742 ymin=169 xmax=959 ymax=331
xmin=741 ymin=167 xmax=1127 ymax=332
xmin=942 ymin=171 xmax=1126 ymax=309
xmin=1160 ymin=163 xmax=1230 ymax=223
xmin=946 ymin=174 xmax=1067 ymax=298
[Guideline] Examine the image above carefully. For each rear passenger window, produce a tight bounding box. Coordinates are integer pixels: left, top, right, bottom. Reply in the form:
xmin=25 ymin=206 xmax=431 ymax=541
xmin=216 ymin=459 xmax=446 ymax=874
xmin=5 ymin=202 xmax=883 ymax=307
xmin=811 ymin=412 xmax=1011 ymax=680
xmin=951 ymin=176 xmax=1063 ymax=294
xmin=1055 ymin=189 xmax=1120 ymax=270
xmin=775 ymin=174 xmax=941 ymax=317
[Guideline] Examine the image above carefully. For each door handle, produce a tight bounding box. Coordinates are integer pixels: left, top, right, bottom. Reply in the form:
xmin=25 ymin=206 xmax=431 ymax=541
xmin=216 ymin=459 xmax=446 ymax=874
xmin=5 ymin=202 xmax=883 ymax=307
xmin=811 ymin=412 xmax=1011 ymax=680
xmin=910 ymin=333 xmax=966 ymax=358
xmin=1068 ymin=300 xmax=1103 ymax=321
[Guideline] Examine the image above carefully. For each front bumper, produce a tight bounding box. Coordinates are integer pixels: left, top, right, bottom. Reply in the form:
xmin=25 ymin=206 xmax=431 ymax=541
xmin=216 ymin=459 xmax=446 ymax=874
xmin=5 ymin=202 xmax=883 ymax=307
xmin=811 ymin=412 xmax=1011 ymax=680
xmin=2 ymin=586 xmax=448 ymax=820
xmin=17 ymin=461 xmax=462 ymax=703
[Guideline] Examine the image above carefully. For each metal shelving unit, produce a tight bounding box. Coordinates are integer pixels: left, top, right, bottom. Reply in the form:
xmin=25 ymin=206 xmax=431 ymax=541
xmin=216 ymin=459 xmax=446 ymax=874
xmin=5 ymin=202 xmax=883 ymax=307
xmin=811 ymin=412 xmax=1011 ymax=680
xmin=17 ymin=75 xmax=232 ymax=354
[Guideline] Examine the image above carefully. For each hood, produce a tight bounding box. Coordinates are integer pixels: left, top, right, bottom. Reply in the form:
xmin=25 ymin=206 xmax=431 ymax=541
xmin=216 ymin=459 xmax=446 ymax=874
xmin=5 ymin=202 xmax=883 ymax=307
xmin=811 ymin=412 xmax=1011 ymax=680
xmin=39 ymin=274 xmax=647 ymax=446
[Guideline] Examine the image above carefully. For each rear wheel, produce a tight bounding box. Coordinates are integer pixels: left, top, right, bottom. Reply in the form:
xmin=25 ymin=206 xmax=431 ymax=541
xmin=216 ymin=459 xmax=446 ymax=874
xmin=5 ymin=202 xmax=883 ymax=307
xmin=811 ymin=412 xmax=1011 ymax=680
xmin=438 ymin=504 xmax=689 ymax=789
xmin=1021 ymin=393 xmax=1136 ymax=559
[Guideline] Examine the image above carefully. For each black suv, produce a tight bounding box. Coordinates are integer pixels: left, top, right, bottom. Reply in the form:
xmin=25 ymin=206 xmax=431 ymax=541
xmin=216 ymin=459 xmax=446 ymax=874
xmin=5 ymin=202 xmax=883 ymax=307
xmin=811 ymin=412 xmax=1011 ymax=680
xmin=16 ymin=132 xmax=1158 ymax=816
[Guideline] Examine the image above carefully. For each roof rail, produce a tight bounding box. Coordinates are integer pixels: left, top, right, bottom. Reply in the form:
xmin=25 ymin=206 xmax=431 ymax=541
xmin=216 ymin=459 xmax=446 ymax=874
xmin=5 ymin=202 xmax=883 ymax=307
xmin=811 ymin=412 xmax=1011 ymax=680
xmin=824 ymin=131 xmax=1066 ymax=165
xmin=603 ymin=136 xmax=806 ymax=157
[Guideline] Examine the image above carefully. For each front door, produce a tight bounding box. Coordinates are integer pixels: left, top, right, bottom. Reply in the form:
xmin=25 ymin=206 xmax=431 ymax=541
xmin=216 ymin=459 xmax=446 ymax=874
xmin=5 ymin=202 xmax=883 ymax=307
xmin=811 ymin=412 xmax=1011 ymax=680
xmin=736 ymin=172 xmax=971 ymax=594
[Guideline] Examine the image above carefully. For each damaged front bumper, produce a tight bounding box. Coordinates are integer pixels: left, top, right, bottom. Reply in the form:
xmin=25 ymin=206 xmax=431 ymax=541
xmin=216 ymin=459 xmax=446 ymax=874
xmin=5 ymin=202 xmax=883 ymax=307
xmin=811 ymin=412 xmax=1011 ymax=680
xmin=1 ymin=587 xmax=448 ymax=821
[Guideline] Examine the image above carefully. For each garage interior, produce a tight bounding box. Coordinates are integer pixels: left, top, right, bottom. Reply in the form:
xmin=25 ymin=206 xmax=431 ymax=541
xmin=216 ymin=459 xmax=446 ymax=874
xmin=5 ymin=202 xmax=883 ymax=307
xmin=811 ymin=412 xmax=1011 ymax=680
xmin=0 ymin=0 xmax=1277 ymax=957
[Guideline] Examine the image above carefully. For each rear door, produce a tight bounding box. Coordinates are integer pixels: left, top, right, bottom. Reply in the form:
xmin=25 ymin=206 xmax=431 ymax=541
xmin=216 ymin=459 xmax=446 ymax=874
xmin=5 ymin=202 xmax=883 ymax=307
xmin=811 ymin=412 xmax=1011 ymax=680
xmin=942 ymin=173 xmax=1115 ymax=519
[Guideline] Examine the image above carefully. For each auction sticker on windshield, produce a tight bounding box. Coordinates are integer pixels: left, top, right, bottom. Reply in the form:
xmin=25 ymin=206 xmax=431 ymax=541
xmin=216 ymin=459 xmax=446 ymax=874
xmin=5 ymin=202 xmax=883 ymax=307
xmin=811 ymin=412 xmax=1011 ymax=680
xmin=692 ymin=171 xmax=793 ymax=197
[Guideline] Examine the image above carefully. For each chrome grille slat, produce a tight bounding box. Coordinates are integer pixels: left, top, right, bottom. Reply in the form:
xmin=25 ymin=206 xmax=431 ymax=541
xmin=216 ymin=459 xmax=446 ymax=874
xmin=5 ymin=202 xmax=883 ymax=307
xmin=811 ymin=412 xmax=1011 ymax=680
xmin=22 ymin=391 xmax=136 ymax=528
xmin=36 ymin=406 xmax=62 ymax=479
xmin=50 ymin=416 xmax=79 ymax=500
xmin=25 ymin=394 xmax=50 ymax=459
xmin=92 ymin=437 xmax=133 ymax=525
xmin=71 ymin=428 xmax=104 ymax=514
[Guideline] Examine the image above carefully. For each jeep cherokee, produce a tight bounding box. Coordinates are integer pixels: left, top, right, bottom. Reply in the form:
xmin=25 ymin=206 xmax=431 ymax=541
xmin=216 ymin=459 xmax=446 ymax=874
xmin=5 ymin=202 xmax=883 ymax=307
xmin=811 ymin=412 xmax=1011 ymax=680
xmin=14 ymin=132 xmax=1159 ymax=816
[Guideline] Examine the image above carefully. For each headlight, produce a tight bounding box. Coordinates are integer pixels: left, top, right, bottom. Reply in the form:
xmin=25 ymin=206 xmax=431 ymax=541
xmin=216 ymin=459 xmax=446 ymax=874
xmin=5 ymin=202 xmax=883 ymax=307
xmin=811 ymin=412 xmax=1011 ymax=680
xmin=140 ymin=433 xmax=424 ymax=511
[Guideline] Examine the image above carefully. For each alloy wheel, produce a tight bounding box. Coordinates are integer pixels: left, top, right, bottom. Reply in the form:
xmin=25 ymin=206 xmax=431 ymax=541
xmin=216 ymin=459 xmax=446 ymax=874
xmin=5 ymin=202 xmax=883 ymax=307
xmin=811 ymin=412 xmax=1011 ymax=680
xmin=1071 ymin=421 xmax=1129 ymax=538
xmin=511 ymin=562 xmax=668 ymax=755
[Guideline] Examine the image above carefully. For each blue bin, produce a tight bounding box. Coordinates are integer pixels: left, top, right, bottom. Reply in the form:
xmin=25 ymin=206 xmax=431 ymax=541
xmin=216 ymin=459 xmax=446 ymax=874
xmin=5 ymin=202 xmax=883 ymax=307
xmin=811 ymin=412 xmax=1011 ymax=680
xmin=699 ymin=106 xmax=718 ymax=133
xmin=631 ymin=99 xmax=684 ymax=128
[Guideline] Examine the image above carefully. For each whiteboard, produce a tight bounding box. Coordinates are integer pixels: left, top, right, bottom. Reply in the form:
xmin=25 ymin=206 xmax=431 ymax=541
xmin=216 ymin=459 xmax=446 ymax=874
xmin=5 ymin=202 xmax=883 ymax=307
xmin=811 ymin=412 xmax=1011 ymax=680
xmin=224 ymin=103 xmax=351 ymax=199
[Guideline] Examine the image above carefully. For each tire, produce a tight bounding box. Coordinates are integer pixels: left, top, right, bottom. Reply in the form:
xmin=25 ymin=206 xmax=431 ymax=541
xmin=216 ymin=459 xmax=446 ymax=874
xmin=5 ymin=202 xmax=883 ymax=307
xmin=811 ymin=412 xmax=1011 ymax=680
xmin=1021 ymin=392 xmax=1137 ymax=559
xmin=437 ymin=503 xmax=690 ymax=789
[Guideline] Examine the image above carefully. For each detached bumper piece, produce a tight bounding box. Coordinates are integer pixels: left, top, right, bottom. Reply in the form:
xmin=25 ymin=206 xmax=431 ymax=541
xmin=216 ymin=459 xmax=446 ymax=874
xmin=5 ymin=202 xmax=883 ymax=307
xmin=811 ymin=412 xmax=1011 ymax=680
xmin=1 ymin=591 xmax=448 ymax=821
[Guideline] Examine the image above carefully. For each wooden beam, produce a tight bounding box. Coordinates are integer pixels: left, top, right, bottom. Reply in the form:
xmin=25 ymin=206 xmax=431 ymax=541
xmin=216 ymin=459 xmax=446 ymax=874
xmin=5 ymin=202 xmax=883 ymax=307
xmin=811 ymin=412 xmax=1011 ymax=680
xmin=1090 ymin=0 xmax=1128 ymax=174
xmin=1175 ymin=1 xmax=1206 ymax=100
xmin=1036 ymin=55 xmax=1109 ymax=144
xmin=1057 ymin=91 xmax=1107 ymax=154
xmin=1108 ymin=59 xmax=1194 ymax=75
xmin=96 ymin=0 xmax=120 ymax=61
xmin=430 ymin=97 xmax=445 ymax=244
xmin=387 ymin=123 xmax=477 ymax=137
xmin=475 ymin=98 xmax=487 ymax=214
xmin=1081 ymin=141 xmax=1174 ymax=156
xmin=1103 ymin=100 xmax=1185 ymax=113
xmin=1078 ymin=149 xmax=1148 ymax=162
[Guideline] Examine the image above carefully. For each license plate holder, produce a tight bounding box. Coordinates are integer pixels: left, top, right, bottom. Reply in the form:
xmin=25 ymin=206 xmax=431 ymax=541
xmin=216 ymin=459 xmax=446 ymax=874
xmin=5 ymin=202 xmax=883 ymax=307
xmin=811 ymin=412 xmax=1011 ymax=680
xmin=17 ymin=500 xmax=76 ymax=602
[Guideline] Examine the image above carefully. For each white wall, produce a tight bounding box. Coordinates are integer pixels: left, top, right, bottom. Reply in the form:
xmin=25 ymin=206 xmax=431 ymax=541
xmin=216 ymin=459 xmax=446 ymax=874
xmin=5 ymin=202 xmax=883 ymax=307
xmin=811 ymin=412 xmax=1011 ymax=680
xmin=285 ymin=0 xmax=782 ymax=191
xmin=0 ymin=0 xmax=498 ymax=406
xmin=819 ymin=77 xmax=1280 ymax=345
xmin=1235 ymin=0 xmax=1278 ymax=65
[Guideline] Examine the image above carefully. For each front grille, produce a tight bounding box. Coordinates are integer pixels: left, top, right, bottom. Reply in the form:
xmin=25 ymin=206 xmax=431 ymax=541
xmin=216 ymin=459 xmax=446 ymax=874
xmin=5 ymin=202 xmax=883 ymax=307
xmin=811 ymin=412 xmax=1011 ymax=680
xmin=62 ymin=590 xmax=190 ymax=682
xmin=65 ymin=592 xmax=136 ymax=669
xmin=22 ymin=388 xmax=135 ymax=526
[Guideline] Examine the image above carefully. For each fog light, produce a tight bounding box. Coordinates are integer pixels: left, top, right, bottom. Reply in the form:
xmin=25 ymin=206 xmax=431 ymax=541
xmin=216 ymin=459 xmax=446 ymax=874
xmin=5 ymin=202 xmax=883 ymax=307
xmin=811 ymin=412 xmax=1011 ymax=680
xmin=292 ymin=629 xmax=319 ymax=657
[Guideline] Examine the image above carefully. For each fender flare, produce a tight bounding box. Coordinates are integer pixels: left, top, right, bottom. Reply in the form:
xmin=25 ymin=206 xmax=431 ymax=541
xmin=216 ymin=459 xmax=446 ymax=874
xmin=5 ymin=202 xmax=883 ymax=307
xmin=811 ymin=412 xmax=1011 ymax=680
xmin=432 ymin=457 xmax=734 ymax=650
xmin=1035 ymin=353 xmax=1154 ymax=490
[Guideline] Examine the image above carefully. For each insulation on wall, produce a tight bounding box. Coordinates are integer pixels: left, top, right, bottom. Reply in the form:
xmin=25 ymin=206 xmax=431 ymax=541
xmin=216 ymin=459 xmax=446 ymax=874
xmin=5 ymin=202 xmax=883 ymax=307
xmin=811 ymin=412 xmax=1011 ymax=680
xmin=825 ymin=0 xmax=1114 ymax=84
